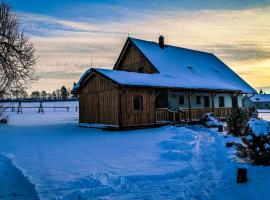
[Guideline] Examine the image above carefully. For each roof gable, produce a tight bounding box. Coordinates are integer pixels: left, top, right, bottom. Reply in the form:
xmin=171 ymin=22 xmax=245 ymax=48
xmin=129 ymin=37 xmax=256 ymax=94
xmin=72 ymin=68 xmax=119 ymax=93
xmin=113 ymin=38 xmax=158 ymax=73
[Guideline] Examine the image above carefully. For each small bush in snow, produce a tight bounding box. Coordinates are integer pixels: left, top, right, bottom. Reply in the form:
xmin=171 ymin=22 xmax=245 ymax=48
xmin=227 ymin=107 xmax=249 ymax=136
xmin=201 ymin=113 xmax=223 ymax=127
xmin=248 ymin=106 xmax=259 ymax=119
xmin=0 ymin=117 xmax=8 ymax=124
xmin=241 ymin=124 xmax=270 ymax=165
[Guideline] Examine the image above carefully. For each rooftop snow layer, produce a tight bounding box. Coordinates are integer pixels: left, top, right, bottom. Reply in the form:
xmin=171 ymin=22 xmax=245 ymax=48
xmin=73 ymin=37 xmax=256 ymax=93
xmin=130 ymin=38 xmax=256 ymax=93
xmin=73 ymin=68 xmax=255 ymax=93
xmin=249 ymin=94 xmax=270 ymax=102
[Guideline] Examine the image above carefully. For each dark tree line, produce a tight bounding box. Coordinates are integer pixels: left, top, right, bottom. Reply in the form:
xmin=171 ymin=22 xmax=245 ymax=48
xmin=30 ymin=86 xmax=71 ymax=101
xmin=2 ymin=85 xmax=75 ymax=101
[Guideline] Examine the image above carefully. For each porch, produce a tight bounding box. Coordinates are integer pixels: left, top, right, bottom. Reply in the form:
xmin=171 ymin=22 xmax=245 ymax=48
xmin=155 ymin=107 xmax=232 ymax=124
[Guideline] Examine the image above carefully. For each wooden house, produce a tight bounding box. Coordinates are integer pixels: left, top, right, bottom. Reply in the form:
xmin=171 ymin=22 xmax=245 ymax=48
xmin=72 ymin=36 xmax=256 ymax=129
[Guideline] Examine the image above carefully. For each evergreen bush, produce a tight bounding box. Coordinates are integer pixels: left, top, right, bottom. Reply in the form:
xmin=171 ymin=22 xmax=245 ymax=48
xmin=227 ymin=107 xmax=249 ymax=136
xmin=241 ymin=125 xmax=270 ymax=165
xmin=248 ymin=106 xmax=259 ymax=119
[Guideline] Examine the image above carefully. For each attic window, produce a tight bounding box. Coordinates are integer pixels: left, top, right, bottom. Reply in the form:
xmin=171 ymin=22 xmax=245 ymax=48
xmin=138 ymin=67 xmax=144 ymax=73
xmin=187 ymin=65 xmax=197 ymax=74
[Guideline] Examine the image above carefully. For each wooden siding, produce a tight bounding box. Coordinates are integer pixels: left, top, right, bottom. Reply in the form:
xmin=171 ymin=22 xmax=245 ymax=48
xmin=120 ymin=88 xmax=156 ymax=127
xmin=78 ymin=73 xmax=119 ymax=125
xmin=115 ymin=43 xmax=156 ymax=74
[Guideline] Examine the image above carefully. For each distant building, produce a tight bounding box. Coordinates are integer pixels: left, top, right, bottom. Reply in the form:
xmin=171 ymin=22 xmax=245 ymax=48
xmin=73 ymin=36 xmax=256 ymax=129
xmin=243 ymin=94 xmax=270 ymax=109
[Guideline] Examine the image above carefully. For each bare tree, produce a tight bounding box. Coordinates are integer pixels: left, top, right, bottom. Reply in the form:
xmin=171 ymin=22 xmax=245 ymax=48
xmin=0 ymin=2 xmax=37 ymax=98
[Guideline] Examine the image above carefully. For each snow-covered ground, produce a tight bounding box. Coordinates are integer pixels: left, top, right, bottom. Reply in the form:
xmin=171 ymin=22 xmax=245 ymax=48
xmin=258 ymin=109 xmax=270 ymax=121
xmin=0 ymin=102 xmax=270 ymax=199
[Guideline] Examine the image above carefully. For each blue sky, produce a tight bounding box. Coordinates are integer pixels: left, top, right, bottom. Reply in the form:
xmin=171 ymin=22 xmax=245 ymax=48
xmin=5 ymin=0 xmax=270 ymax=92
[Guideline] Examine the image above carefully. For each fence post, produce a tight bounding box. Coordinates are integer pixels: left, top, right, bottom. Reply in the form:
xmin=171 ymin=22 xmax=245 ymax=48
xmin=17 ymin=101 xmax=22 ymax=114
xmin=237 ymin=168 xmax=248 ymax=183
xmin=38 ymin=101 xmax=44 ymax=114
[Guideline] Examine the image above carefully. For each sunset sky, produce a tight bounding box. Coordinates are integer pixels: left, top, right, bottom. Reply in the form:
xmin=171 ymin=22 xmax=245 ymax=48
xmin=6 ymin=0 xmax=270 ymax=93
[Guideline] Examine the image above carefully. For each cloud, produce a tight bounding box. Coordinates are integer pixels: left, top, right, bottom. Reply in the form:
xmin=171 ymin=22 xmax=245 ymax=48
xmin=18 ymin=5 xmax=270 ymax=92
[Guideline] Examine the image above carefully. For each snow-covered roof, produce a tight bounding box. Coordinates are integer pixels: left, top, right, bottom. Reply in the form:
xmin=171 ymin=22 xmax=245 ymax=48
xmin=129 ymin=38 xmax=256 ymax=93
xmin=249 ymin=94 xmax=270 ymax=103
xmin=73 ymin=37 xmax=256 ymax=93
xmin=73 ymin=68 xmax=255 ymax=93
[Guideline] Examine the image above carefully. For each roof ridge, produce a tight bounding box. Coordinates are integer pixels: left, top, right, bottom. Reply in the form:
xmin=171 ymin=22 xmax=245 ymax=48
xmin=129 ymin=37 xmax=213 ymax=55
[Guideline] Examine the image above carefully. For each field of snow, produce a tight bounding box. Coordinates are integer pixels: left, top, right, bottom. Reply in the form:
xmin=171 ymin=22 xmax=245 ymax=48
xmin=1 ymin=102 xmax=270 ymax=199
xmin=258 ymin=109 xmax=270 ymax=121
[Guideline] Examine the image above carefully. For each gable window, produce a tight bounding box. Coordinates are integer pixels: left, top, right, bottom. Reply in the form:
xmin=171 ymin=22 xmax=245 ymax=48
xmin=134 ymin=95 xmax=143 ymax=111
xmin=219 ymin=96 xmax=225 ymax=107
xmin=138 ymin=67 xmax=145 ymax=73
xmin=196 ymin=96 xmax=201 ymax=105
xmin=179 ymin=95 xmax=185 ymax=105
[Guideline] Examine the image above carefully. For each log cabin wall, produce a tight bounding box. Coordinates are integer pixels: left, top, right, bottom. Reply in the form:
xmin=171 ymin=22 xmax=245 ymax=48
xmin=115 ymin=43 xmax=156 ymax=74
xmin=120 ymin=88 xmax=156 ymax=127
xmin=78 ymin=73 xmax=119 ymax=126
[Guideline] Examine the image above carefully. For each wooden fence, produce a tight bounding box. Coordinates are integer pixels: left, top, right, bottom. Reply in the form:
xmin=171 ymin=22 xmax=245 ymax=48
xmin=155 ymin=107 xmax=233 ymax=124
xmin=4 ymin=106 xmax=79 ymax=114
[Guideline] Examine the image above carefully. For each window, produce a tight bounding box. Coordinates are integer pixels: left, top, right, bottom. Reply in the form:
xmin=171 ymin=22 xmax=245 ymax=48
xmin=203 ymin=96 xmax=210 ymax=107
xmin=219 ymin=96 xmax=225 ymax=107
xmin=196 ymin=96 xmax=201 ymax=105
xmin=179 ymin=95 xmax=184 ymax=105
xmin=134 ymin=95 xmax=143 ymax=111
xmin=138 ymin=67 xmax=144 ymax=73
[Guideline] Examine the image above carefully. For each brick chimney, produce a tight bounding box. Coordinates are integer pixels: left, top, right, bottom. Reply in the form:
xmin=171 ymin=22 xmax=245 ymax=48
xmin=159 ymin=35 xmax=164 ymax=49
